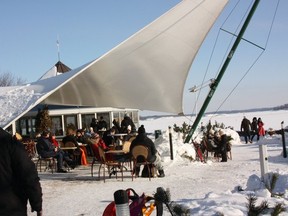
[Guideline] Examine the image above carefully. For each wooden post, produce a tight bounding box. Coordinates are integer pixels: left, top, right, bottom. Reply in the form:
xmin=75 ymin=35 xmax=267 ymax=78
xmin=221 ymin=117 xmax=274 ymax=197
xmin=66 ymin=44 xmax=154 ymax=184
xmin=281 ymin=121 xmax=287 ymax=158
xmin=169 ymin=126 xmax=174 ymax=160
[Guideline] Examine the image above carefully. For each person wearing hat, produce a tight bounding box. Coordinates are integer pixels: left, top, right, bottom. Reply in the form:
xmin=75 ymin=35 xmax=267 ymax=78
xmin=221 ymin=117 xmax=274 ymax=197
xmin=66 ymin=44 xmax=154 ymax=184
xmin=129 ymin=125 xmax=165 ymax=177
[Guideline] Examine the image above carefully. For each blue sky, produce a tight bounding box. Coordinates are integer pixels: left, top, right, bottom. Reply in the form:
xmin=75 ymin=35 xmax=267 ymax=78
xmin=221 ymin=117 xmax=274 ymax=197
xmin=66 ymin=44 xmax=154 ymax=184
xmin=0 ymin=0 xmax=287 ymax=115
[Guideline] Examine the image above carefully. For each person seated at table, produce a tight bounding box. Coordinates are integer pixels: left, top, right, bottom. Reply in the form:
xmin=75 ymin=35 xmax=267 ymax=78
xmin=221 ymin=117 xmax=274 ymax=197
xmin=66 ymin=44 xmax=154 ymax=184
xmin=37 ymin=130 xmax=75 ymax=173
xmin=84 ymin=127 xmax=94 ymax=138
xmin=102 ymin=127 xmax=117 ymax=149
xmin=98 ymin=116 xmax=108 ymax=131
xmin=90 ymin=131 xmax=110 ymax=161
xmin=90 ymin=117 xmax=99 ymax=133
xmin=122 ymin=125 xmax=135 ymax=142
xmin=112 ymin=119 xmax=121 ymax=133
xmin=76 ymin=129 xmax=93 ymax=157
xmin=49 ymin=132 xmax=59 ymax=148
xmin=62 ymin=128 xmax=88 ymax=166
xmin=130 ymin=125 xmax=165 ymax=178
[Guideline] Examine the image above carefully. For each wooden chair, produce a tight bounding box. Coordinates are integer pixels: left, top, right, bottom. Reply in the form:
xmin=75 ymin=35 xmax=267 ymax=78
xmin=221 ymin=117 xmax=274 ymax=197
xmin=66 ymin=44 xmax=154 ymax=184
xmin=119 ymin=141 xmax=132 ymax=172
xmin=131 ymin=145 xmax=153 ymax=181
xmin=91 ymin=144 xmax=100 ymax=177
xmin=35 ymin=143 xmax=56 ymax=173
xmin=63 ymin=141 xmax=81 ymax=163
xmin=36 ymin=156 xmax=56 ymax=174
xmin=122 ymin=141 xmax=131 ymax=153
xmin=128 ymin=136 xmax=136 ymax=143
xmin=98 ymin=147 xmax=124 ymax=182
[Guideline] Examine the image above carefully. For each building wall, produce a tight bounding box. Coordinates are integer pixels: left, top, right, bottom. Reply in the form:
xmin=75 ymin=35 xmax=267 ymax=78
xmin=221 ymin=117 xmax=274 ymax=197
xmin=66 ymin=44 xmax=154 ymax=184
xmin=16 ymin=106 xmax=139 ymax=138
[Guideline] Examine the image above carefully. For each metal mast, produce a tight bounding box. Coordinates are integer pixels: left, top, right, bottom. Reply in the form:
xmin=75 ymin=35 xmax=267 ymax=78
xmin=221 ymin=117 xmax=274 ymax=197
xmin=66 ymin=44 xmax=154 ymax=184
xmin=185 ymin=0 xmax=261 ymax=143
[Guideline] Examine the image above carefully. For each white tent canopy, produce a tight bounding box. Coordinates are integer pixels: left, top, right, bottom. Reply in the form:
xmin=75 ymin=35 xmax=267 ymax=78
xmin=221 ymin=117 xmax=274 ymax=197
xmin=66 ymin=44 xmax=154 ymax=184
xmin=0 ymin=0 xmax=229 ymax=129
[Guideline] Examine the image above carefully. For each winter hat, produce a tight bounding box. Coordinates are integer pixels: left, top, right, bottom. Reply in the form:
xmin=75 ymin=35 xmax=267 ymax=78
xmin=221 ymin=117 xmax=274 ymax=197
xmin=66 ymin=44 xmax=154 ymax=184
xmin=138 ymin=125 xmax=146 ymax=134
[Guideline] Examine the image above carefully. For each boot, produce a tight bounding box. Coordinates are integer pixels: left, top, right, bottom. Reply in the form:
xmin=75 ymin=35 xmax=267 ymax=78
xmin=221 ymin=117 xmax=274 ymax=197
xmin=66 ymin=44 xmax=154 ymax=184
xmin=158 ymin=169 xmax=165 ymax=178
xmin=134 ymin=167 xmax=140 ymax=177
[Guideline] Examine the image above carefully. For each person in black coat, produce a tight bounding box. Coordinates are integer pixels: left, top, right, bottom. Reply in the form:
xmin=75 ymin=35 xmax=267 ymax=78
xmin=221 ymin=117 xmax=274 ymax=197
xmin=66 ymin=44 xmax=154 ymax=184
xmin=250 ymin=117 xmax=259 ymax=142
xmin=90 ymin=117 xmax=99 ymax=132
xmin=214 ymin=130 xmax=228 ymax=162
xmin=121 ymin=115 xmax=136 ymax=133
xmin=37 ymin=131 xmax=74 ymax=172
xmin=130 ymin=125 xmax=165 ymax=177
xmin=0 ymin=128 xmax=42 ymax=215
xmin=98 ymin=116 xmax=108 ymax=131
xmin=240 ymin=116 xmax=251 ymax=144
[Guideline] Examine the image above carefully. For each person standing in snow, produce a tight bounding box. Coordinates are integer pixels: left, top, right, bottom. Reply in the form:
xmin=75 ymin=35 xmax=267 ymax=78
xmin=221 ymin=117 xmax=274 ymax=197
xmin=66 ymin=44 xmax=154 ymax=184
xmin=250 ymin=117 xmax=259 ymax=142
xmin=214 ymin=130 xmax=228 ymax=162
xmin=240 ymin=116 xmax=251 ymax=144
xmin=130 ymin=125 xmax=165 ymax=177
xmin=0 ymin=128 xmax=43 ymax=215
xmin=257 ymin=118 xmax=265 ymax=140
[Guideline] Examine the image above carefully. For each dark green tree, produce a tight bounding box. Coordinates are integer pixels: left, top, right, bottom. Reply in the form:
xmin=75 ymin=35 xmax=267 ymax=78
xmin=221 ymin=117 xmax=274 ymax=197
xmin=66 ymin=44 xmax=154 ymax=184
xmin=35 ymin=105 xmax=52 ymax=133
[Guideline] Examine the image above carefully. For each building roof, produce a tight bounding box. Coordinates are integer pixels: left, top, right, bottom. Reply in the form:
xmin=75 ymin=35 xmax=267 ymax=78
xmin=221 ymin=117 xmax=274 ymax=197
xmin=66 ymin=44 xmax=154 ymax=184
xmin=55 ymin=61 xmax=71 ymax=73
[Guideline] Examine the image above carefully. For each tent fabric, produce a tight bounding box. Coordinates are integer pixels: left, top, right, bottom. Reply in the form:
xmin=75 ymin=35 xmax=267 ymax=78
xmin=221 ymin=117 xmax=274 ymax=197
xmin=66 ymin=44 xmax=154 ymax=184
xmin=42 ymin=0 xmax=229 ymax=113
xmin=1 ymin=0 xmax=229 ymax=129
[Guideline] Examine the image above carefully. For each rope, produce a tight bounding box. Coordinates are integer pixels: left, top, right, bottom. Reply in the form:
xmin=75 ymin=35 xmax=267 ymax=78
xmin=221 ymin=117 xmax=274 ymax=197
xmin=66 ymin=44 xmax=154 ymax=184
xmin=208 ymin=0 xmax=281 ymax=122
xmin=187 ymin=0 xmax=246 ymax=137
xmin=184 ymin=0 xmax=280 ymax=141
xmin=189 ymin=0 xmax=243 ymax=119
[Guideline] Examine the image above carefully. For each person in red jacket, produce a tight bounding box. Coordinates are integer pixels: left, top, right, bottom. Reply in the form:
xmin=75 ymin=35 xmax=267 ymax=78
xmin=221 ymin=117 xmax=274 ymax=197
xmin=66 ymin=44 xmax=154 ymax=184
xmin=90 ymin=131 xmax=110 ymax=161
xmin=257 ymin=118 xmax=265 ymax=140
xmin=0 ymin=128 xmax=42 ymax=215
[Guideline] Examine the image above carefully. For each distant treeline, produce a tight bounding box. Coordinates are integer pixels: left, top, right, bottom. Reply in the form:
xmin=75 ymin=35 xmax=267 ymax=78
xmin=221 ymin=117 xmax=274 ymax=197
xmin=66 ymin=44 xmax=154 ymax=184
xmin=140 ymin=103 xmax=288 ymax=120
xmin=273 ymin=104 xmax=288 ymax=111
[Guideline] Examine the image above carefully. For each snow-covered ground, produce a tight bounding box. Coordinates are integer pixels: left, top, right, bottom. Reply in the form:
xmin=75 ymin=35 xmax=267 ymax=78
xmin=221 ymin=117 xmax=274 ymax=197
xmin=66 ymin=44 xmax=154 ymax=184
xmin=28 ymin=110 xmax=288 ymax=216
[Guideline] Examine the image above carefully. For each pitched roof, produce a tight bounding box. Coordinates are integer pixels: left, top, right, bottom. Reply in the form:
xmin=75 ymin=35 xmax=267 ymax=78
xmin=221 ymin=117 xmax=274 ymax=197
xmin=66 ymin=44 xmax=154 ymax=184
xmin=55 ymin=61 xmax=71 ymax=73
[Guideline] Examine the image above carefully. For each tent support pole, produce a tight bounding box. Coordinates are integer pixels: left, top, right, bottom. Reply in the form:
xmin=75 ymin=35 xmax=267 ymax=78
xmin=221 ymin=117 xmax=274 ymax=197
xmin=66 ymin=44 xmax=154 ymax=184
xmin=184 ymin=0 xmax=261 ymax=143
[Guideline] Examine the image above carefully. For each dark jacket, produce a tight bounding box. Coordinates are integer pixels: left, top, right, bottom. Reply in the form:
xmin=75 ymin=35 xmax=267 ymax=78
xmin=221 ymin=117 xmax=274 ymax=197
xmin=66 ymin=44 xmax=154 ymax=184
xmin=37 ymin=136 xmax=56 ymax=158
xmin=121 ymin=116 xmax=136 ymax=133
xmin=62 ymin=135 xmax=79 ymax=148
xmin=251 ymin=119 xmax=258 ymax=132
xmin=0 ymin=128 xmax=42 ymax=215
xmin=241 ymin=118 xmax=251 ymax=132
xmin=130 ymin=133 xmax=157 ymax=162
xmin=98 ymin=120 xmax=108 ymax=130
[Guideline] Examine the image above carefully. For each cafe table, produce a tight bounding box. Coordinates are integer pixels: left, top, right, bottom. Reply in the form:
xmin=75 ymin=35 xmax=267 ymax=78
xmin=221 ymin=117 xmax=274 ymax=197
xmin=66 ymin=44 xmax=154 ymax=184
xmin=107 ymin=133 xmax=128 ymax=148
xmin=105 ymin=150 xmax=131 ymax=177
xmin=60 ymin=146 xmax=77 ymax=150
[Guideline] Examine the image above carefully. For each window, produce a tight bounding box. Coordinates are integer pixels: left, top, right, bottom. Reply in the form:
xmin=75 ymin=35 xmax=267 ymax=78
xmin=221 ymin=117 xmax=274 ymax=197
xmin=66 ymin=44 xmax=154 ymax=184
xmin=96 ymin=112 xmax=110 ymax=129
xmin=81 ymin=114 xmax=95 ymax=131
xmin=17 ymin=117 xmax=36 ymax=137
xmin=51 ymin=116 xmax=63 ymax=136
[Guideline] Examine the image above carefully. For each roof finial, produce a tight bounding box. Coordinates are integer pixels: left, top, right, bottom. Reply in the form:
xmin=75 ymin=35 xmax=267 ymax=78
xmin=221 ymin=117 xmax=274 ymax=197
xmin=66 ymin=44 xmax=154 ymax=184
xmin=56 ymin=34 xmax=61 ymax=62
